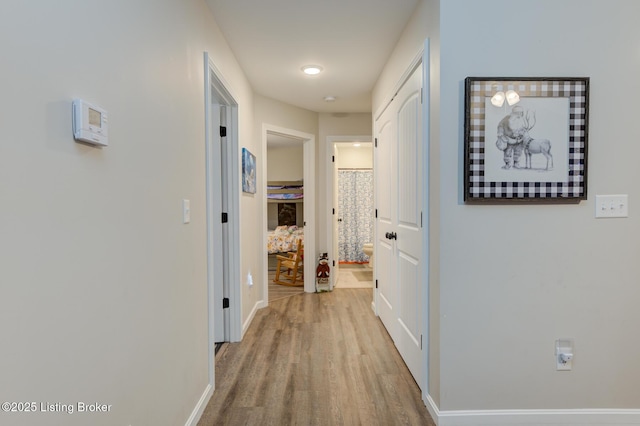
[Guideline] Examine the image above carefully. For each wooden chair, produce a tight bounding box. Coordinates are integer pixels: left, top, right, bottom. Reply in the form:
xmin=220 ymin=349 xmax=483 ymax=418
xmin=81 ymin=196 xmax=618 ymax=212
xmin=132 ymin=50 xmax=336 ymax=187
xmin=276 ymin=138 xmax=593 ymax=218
xmin=273 ymin=239 xmax=304 ymax=286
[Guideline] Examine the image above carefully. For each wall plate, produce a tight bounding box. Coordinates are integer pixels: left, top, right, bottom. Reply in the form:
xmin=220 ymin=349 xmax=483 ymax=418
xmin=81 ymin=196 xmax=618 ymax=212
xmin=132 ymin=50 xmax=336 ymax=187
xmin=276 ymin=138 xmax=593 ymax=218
xmin=595 ymin=195 xmax=628 ymax=218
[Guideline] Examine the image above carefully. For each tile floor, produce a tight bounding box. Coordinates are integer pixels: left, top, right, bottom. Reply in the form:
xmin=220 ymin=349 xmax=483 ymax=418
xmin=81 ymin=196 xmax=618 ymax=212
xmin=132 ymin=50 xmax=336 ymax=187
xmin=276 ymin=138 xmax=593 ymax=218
xmin=335 ymin=263 xmax=373 ymax=289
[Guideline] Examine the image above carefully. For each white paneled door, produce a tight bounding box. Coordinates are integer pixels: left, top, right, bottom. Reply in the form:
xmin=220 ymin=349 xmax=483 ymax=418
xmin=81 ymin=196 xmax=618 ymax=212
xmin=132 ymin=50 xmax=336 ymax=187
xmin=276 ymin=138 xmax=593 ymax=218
xmin=375 ymin=63 xmax=423 ymax=389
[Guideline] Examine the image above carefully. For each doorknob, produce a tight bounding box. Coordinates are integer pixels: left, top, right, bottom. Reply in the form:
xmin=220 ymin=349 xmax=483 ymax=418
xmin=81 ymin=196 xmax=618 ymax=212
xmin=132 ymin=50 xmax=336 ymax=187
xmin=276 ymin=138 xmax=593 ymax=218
xmin=385 ymin=232 xmax=391 ymax=239
xmin=338 ymin=218 xmax=343 ymax=222
xmin=389 ymin=232 xmax=397 ymax=240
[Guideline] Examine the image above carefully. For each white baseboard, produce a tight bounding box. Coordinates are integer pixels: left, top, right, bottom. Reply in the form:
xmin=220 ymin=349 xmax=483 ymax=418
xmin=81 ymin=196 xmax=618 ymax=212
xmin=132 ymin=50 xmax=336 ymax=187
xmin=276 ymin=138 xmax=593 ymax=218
xmin=425 ymin=394 xmax=440 ymax=425
xmin=425 ymin=394 xmax=640 ymax=426
xmin=242 ymin=300 xmax=261 ymax=338
xmin=184 ymin=384 xmax=213 ymax=426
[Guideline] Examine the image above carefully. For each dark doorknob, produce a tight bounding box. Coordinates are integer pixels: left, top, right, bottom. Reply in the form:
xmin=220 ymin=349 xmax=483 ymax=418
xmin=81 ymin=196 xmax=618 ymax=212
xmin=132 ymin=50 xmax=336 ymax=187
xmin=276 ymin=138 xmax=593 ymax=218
xmin=338 ymin=218 xmax=343 ymax=222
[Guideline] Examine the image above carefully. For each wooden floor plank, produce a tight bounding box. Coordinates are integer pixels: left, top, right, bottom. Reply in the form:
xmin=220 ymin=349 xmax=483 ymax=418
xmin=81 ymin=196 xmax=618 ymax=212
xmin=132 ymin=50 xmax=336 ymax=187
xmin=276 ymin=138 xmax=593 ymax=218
xmin=197 ymin=288 xmax=435 ymax=426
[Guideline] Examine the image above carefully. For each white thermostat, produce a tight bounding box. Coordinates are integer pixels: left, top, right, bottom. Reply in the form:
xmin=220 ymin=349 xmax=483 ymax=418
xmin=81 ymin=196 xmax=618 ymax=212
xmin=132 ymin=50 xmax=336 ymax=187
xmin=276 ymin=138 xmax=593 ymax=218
xmin=72 ymin=99 xmax=108 ymax=146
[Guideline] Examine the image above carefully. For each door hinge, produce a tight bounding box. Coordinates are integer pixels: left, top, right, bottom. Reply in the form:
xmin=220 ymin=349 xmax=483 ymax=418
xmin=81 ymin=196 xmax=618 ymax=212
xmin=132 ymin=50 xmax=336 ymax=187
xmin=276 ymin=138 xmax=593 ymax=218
xmin=375 ymin=138 xmax=378 ymax=148
xmin=333 ymin=260 xmax=335 ymax=267
xmin=421 ymin=88 xmax=423 ymax=104
xmin=375 ymin=209 xmax=378 ymax=218
xmin=223 ymin=298 xmax=230 ymax=309
xmin=420 ymin=334 xmax=423 ymax=350
xmin=332 ymin=155 xmax=335 ymax=162
xmin=375 ymin=279 xmax=378 ymax=289
xmin=332 ymin=208 xmax=335 ymax=215
xmin=222 ymin=212 xmax=228 ymax=223
xmin=421 ymin=211 xmax=423 ymax=228
xmin=220 ymin=126 xmax=227 ymax=137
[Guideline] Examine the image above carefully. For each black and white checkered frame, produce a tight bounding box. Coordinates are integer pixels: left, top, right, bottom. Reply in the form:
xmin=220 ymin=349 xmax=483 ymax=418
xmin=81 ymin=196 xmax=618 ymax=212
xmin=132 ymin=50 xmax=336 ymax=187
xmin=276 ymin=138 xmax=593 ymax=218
xmin=464 ymin=77 xmax=589 ymax=201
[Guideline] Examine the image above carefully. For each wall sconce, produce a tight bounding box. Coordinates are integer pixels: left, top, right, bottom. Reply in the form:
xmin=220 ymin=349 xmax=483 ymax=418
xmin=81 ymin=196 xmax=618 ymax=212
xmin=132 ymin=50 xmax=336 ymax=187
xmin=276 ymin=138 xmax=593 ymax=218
xmin=490 ymin=89 xmax=520 ymax=107
xmin=490 ymin=91 xmax=505 ymax=107
xmin=505 ymin=90 xmax=520 ymax=105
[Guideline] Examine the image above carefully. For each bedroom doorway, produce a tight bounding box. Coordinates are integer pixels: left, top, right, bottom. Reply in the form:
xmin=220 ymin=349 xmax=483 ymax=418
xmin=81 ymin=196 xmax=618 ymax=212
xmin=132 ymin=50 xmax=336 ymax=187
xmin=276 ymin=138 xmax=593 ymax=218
xmin=261 ymin=125 xmax=316 ymax=302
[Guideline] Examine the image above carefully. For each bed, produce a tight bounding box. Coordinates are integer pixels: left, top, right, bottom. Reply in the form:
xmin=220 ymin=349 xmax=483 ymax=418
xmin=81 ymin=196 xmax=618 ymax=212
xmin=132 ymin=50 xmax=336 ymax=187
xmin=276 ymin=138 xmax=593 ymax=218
xmin=267 ymin=180 xmax=304 ymax=253
xmin=267 ymin=225 xmax=304 ymax=254
xmin=267 ymin=181 xmax=304 ymax=202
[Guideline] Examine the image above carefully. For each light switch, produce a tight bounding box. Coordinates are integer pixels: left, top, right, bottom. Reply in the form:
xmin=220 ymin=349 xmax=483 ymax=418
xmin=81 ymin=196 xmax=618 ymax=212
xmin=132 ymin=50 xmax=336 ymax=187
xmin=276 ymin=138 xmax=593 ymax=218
xmin=595 ymin=195 xmax=628 ymax=218
xmin=183 ymin=199 xmax=191 ymax=224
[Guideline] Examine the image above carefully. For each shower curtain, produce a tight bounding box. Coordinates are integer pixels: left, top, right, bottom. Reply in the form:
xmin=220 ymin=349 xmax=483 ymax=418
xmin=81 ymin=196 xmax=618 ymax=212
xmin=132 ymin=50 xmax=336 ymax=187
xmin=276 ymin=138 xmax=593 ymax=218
xmin=338 ymin=169 xmax=374 ymax=263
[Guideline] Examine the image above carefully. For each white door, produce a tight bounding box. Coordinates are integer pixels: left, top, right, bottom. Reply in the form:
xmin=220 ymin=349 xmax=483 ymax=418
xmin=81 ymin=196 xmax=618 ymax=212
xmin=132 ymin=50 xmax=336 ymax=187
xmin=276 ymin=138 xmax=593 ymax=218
xmin=220 ymin=106 xmax=231 ymax=342
xmin=211 ymin=104 xmax=225 ymax=343
xmin=332 ymin=143 xmax=340 ymax=288
xmin=375 ymin=64 xmax=423 ymax=388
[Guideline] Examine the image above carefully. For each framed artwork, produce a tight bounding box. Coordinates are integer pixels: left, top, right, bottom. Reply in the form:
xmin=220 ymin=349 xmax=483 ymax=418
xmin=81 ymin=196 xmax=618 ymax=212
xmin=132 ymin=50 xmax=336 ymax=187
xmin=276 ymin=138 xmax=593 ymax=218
xmin=464 ymin=77 xmax=589 ymax=202
xmin=242 ymin=147 xmax=256 ymax=194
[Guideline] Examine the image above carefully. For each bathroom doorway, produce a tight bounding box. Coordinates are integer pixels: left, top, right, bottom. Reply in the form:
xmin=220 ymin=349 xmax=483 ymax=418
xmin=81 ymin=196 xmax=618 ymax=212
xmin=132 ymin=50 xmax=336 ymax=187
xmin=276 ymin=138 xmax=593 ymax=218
xmin=328 ymin=139 xmax=374 ymax=289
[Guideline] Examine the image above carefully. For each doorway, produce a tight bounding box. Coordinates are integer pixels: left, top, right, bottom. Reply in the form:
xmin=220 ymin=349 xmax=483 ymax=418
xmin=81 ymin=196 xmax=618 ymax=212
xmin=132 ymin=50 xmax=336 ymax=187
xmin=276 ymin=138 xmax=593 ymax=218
xmin=204 ymin=53 xmax=242 ymax=392
xmin=265 ymin=133 xmax=305 ymax=301
xmin=329 ymin=141 xmax=374 ymax=289
xmin=325 ymin=136 xmax=372 ymax=291
xmin=261 ymin=125 xmax=316 ymax=301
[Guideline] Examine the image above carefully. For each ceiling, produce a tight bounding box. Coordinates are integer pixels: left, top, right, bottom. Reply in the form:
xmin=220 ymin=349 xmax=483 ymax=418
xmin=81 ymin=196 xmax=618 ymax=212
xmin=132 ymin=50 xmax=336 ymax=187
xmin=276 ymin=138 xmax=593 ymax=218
xmin=205 ymin=0 xmax=420 ymax=113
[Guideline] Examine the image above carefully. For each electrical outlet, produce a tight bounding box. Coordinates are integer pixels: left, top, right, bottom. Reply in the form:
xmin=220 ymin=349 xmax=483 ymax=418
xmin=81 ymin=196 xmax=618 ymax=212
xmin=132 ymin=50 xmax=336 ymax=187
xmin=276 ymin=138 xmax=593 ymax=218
xmin=556 ymin=339 xmax=573 ymax=371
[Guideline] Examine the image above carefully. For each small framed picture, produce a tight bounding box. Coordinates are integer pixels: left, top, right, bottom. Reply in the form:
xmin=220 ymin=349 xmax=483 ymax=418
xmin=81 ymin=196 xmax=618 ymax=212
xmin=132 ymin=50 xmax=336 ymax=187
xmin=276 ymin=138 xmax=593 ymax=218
xmin=242 ymin=147 xmax=256 ymax=194
xmin=464 ymin=77 xmax=589 ymax=202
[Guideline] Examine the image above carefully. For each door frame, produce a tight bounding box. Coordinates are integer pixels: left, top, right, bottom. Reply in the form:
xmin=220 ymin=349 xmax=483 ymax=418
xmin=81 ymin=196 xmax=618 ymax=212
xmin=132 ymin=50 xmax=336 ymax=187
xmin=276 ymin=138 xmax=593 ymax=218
xmin=261 ymin=124 xmax=316 ymax=297
xmin=372 ymin=39 xmax=430 ymax=399
xmin=204 ymin=52 xmax=242 ymax=389
xmin=325 ymin=136 xmax=372 ymax=291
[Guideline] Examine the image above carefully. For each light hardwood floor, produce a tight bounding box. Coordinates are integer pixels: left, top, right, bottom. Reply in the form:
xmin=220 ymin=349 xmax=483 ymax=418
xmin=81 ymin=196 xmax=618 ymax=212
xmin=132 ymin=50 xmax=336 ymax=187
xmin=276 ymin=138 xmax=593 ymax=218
xmin=198 ymin=288 xmax=435 ymax=426
xmin=268 ymin=254 xmax=304 ymax=301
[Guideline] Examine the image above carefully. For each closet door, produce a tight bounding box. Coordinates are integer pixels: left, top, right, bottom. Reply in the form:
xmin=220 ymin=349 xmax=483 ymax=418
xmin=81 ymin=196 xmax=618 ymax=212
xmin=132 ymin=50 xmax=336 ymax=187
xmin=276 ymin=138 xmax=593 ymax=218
xmin=375 ymin=101 xmax=397 ymax=342
xmin=375 ymin=63 xmax=423 ymax=389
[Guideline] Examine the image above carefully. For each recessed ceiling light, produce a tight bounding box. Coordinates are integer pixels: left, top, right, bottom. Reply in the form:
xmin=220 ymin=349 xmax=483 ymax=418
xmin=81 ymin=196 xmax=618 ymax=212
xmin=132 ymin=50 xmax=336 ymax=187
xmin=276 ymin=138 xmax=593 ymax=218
xmin=353 ymin=143 xmax=361 ymax=147
xmin=302 ymin=65 xmax=323 ymax=75
xmin=323 ymin=96 xmax=336 ymax=102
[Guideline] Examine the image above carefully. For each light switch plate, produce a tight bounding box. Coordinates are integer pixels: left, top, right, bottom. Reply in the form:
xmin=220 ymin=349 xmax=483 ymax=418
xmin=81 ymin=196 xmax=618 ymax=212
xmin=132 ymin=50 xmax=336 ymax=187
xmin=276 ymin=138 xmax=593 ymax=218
xmin=595 ymin=195 xmax=628 ymax=218
xmin=183 ymin=199 xmax=191 ymax=224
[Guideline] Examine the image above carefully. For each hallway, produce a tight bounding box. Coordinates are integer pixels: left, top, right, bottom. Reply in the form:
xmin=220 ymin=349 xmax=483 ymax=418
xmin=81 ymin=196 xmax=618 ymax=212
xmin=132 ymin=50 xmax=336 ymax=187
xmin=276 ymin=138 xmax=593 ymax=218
xmin=198 ymin=289 xmax=434 ymax=425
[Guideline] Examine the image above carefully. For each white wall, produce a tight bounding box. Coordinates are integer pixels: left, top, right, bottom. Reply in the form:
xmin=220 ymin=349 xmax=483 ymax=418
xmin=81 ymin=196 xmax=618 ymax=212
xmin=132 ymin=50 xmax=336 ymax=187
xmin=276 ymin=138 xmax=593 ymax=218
xmin=267 ymin=145 xmax=304 ymax=181
xmin=0 ymin=1 xmax=253 ymax=425
xmin=437 ymin=0 xmax=640 ymax=412
xmin=336 ymin=145 xmax=373 ymax=169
